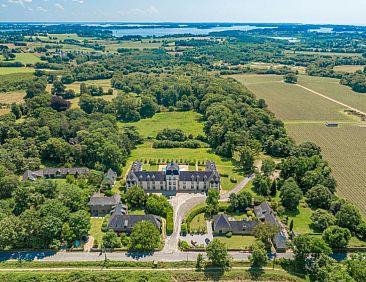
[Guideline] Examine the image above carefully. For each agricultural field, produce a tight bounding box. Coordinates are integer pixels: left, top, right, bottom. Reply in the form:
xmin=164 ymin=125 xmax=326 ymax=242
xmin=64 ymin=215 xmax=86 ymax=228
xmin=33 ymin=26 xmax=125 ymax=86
xmin=234 ymin=73 xmax=366 ymax=217
xmin=231 ymin=74 xmax=352 ymax=122
xmin=46 ymin=79 xmax=114 ymax=94
xmin=105 ymin=40 xmax=163 ymax=51
xmin=128 ymin=111 xmax=204 ymax=138
xmin=0 ymin=67 xmax=34 ymax=75
xmin=286 ymin=123 xmax=366 ymax=217
xmin=333 ymin=65 xmax=365 ymax=73
xmin=284 ymin=50 xmax=363 ymax=57
xmin=0 ymin=53 xmax=41 ymax=65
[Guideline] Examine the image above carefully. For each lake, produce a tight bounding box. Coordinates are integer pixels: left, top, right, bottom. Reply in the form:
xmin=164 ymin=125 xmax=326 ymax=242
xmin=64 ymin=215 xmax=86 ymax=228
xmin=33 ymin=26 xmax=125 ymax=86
xmin=112 ymin=25 xmax=274 ymax=37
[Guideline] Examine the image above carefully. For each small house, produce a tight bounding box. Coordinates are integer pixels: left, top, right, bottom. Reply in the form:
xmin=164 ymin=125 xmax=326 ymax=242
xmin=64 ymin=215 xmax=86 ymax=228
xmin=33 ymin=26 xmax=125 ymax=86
xmin=88 ymin=192 xmax=122 ymax=217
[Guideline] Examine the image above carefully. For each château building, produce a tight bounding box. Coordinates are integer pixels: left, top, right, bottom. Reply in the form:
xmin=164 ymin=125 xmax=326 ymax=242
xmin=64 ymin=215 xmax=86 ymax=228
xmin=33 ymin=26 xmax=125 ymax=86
xmin=126 ymin=161 xmax=220 ymax=194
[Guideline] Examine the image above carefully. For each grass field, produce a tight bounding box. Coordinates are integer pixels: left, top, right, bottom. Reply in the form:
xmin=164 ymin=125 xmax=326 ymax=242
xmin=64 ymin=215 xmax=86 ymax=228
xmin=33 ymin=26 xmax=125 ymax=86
xmin=128 ymin=111 xmax=204 ymax=138
xmin=190 ymin=213 xmax=207 ymax=233
xmin=105 ymin=40 xmax=163 ymax=51
xmin=231 ymin=75 xmax=352 ymax=122
xmin=89 ymin=218 xmax=104 ymax=248
xmin=233 ymin=73 xmax=366 ymax=217
xmin=0 ymin=53 xmax=41 ymax=65
xmin=46 ymin=79 xmax=113 ymax=94
xmin=284 ymin=50 xmax=363 ymax=57
xmin=0 ymin=67 xmax=34 ymax=75
xmin=215 ymin=235 xmax=257 ymax=249
xmin=333 ymin=65 xmax=365 ymax=73
xmin=0 ymin=91 xmax=25 ymax=104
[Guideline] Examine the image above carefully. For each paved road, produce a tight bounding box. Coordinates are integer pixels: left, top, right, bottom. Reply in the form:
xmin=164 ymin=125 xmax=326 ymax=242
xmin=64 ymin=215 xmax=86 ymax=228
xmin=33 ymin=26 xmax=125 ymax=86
xmin=0 ymin=251 xmax=293 ymax=262
xmin=220 ymin=175 xmax=254 ymax=201
xmin=163 ymin=194 xmax=206 ymax=253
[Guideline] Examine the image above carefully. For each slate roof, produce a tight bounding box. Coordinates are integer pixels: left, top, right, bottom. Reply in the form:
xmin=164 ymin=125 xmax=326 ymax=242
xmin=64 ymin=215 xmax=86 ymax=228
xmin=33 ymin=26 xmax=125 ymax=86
xmin=88 ymin=192 xmax=121 ymax=207
xmin=213 ymin=214 xmax=258 ymax=233
xmin=254 ymin=201 xmax=288 ymax=250
xmin=179 ymin=171 xmax=217 ymax=182
xmin=110 ymin=203 xmax=128 ymax=215
xmin=104 ymin=169 xmax=117 ymax=186
xmin=213 ymin=214 xmax=231 ymax=230
xmin=22 ymin=167 xmax=89 ymax=182
xmin=131 ymin=161 xmax=142 ymax=172
xmin=108 ymin=214 xmax=162 ymax=232
xmin=131 ymin=171 xmax=165 ymax=182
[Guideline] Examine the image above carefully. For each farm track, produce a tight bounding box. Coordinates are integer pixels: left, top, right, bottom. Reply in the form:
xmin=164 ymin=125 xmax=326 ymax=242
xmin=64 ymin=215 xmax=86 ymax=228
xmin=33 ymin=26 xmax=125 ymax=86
xmin=295 ymin=83 xmax=366 ymax=117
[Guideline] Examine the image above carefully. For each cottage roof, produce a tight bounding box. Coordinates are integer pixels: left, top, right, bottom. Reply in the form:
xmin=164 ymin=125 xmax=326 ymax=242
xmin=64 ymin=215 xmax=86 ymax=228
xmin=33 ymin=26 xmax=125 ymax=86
xmin=131 ymin=171 xmax=165 ymax=182
xmin=22 ymin=167 xmax=89 ymax=182
xmin=88 ymin=193 xmax=121 ymax=207
xmin=108 ymin=214 xmax=161 ymax=232
xmin=213 ymin=214 xmax=231 ymax=230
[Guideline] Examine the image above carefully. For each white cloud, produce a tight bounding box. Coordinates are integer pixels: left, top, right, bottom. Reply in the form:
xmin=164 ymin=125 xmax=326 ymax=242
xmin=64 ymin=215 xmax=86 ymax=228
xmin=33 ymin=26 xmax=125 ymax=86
xmin=37 ymin=6 xmax=47 ymax=12
xmin=54 ymin=3 xmax=64 ymax=10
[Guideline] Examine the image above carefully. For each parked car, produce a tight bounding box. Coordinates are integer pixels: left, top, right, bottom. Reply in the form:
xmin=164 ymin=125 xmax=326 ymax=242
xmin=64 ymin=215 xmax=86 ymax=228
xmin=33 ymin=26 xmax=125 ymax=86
xmin=191 ymin=240 xmax=197 ymax=246
xmin=205 ymin=238 xmax=211 ymax=245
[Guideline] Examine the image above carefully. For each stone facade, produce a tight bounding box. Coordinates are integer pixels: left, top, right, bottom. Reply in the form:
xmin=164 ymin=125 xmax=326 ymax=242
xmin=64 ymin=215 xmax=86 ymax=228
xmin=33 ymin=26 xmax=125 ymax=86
xmin=126 ymin=161 xmax=220 ymax=194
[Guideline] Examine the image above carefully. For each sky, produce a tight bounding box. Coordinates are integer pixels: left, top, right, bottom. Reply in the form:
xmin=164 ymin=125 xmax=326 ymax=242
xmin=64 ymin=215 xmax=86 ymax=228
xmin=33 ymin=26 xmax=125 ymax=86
xmin=0 ymin=0 xmax=365 ymax=25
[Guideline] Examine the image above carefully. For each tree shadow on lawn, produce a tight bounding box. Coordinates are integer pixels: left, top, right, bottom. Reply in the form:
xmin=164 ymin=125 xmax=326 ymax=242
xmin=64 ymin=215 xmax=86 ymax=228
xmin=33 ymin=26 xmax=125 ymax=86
xmin=203 ymin=265 xmax=225 ymax=282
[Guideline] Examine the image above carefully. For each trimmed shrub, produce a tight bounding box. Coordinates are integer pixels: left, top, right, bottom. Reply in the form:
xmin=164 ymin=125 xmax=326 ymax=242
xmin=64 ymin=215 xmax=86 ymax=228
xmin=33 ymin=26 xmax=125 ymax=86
xmin=166 ymin=209 xmax=174 ymax=235
xmin=225 ymin=232 xmax=233 ymax=238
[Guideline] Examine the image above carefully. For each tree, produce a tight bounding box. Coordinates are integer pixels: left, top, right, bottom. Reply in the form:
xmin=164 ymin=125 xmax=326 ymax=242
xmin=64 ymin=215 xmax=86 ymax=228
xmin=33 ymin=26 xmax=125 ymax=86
xmin=289 ymin=219 xmax=294 ymax=232
xmin=68 ymin=210 xmax=90 ymax=239
xmin=270 ymin=180 xmax=277 ymax=197
xmin=41 ymin=138 xmax=72 ymax=164
xmin=103 ymin=230 xmax=121 ymax=249
xmin=252 ymin=222 xmax=279 ymax=248
xmin=262 ymin=158 xmax=276 ymax=176
xmin=306 ymin=185 xmax=333 ymax=210
xmin=280 ymin=178 xmax=303 ymax=210
xmin=252 ymin=174 xmax=271 ymax=196
xmin=322 ymin=226 xmax=351 ymax=249
xmin=250 ymin=241 xmax=269 ymax=268
xmin=228 ymin=191 xmax=252 ymax=212
xmin=51 ymin=96 xmax=71 ymax=112
xmin=284 ymin=73 xmax=298 ymax=84
xmin=206 ymin=188 xmax=220 ymax=216
xmin=140 ymin=96 xmax=158 ymax=119
xmin=129 ymin=221 xmax=161 ymax=251
xmin=10 ymin=103 xmax=22 ymax=119
xmin=126 ymin=186 xmax=147 ymax=208
xmin=196 ymin=253 xmax=205 ymax=270
xmin=311 ymin=209 xmax=336 ymax=232
xmin=356 ymin=222 xmax=366 ymax=240
xmin=146 ymin=194 xmax=171 ymax=217
xmin=51 ymin=80 xmax=66 ymax=96
xmin=336 ymin=203 xmax=362 ymax=231
xmin=292 ymin=234 xmax=332 ymax=268
xmin=239 ymin=147 xmax=254 ymax=174
xmin=206 ymin=239 xmax=231 ymax=269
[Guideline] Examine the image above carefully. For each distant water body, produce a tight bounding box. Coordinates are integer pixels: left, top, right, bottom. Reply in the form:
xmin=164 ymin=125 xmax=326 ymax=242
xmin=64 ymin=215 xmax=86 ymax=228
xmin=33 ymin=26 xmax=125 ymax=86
xmin=112 ymin=25 xmax=273 ymax=37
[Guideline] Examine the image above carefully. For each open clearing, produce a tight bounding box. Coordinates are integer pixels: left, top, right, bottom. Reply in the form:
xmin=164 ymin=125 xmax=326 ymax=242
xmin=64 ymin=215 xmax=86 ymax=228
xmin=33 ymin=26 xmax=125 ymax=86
xmin=0 ymin=67 xmax=34 ymax=75
xmin=333 ymin=65 xmax=365 ymax=73
xmin=0 ymin=53 xmax=41 ymax=65
xmin=233 ymin=74 xmax=366 ymax=217
xmin=0 ymin=91 xmax=25 ymax=104
xmin=128 ymin=111 xmax=204 ymax=138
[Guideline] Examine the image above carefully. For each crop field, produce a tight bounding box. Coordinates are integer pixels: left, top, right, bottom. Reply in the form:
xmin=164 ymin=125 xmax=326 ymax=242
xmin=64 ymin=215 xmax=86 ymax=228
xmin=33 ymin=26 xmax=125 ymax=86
xmin=105 ymin=40 xmax=163 ymax=51
xmin=0 ymin=53 xmax=41 ymax=65
xmin=231 ymin=75 xmax=352 ymax=122
xmin=128 ymin=111 xmax=204 ymax=138
xmin=0 ymin=67 xmax=34 ymax=75
xmin=284 ymin=50 xmax=363 ymax=57
xmin=298 ymin=75 xmax=366 ymax=113
xmin=0 ymin=91 xmax=25 ymax=104
xmin=286 ymin=123 xmax=366 ymax=217
xmin=333 ymin=65 xmax=365 ymax=73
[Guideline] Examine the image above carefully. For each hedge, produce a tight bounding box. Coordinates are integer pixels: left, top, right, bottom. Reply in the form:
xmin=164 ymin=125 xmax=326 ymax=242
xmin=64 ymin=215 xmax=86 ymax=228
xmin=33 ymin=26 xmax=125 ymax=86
xmin=166 ymin=209 xmax=174 ymax=235
xmin=185 ymin=205 xmax=207 ymax=230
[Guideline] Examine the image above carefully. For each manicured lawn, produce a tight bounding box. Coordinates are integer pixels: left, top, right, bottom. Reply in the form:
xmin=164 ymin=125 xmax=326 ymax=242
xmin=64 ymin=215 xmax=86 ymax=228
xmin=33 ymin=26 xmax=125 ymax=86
xmin=348 ymin=236 xmax=366 ymax=247
xmin=89 ymin=218 xmax=104 ymax=247
xmin=190 ymin=213 xmax=207 ymax=234
xmin=283 ymin=203 xmax=315 ymax=234
xmin=126 ymin=111 xmax=205 ymax=138
xmin=215 ymin=235 xmax=257 ymax=249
